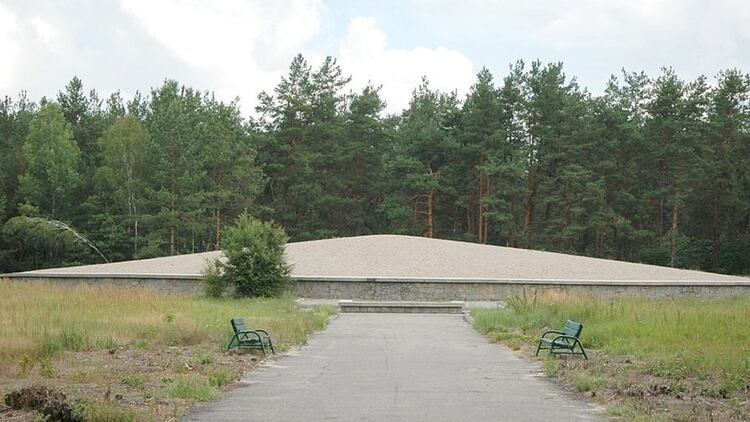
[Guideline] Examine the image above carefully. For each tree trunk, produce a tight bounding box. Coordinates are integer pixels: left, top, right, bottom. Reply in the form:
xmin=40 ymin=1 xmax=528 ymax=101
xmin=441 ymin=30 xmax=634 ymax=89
xmin=170 ymin=191 xmax=176 ymax=256
xmin=658 ymin=197 xmax=664 ymax=236
xmin=478 ymin=155 xmax=484 ymax=243
xmin=523 ymin=178 xmax=536 ymax=245
xmin=483 ymin=175 xmax=491 ymax=244
xmin=711 ymin=199 xmax=720 ymax=269
xmin=215 ymin=208 xmax=222 ymax=250
xmin=170 ymin=139 xmax=177 ymax=256
xmin=670 ymin=201 xmax=679 ymax=267
xmin=426 ymin=188 xmax=435 ymax=238
xmin=134 ymin=219 xmax=138 ymax=256
xmin=478 ymin=174 xmax=484 ymax=243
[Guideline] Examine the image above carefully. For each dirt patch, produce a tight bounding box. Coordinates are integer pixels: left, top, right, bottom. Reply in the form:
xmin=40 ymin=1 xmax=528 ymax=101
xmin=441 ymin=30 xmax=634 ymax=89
xmin=521 ymin=345 xmax=750 ymax=421
xmin=0 ymin=345 xmax=263 ymax=421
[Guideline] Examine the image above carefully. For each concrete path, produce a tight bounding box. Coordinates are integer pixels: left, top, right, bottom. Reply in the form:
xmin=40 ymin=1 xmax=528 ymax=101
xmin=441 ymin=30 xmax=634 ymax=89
xmin=184 ymin=314 xmax=602 ymax=421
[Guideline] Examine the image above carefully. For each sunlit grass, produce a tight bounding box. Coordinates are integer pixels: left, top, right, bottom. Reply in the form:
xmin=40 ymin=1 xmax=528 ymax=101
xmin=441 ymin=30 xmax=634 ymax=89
xmin=0 ymin=279 xmax=336 ymax=363
xmin=473 ymin=290 xmax=750 ymax=384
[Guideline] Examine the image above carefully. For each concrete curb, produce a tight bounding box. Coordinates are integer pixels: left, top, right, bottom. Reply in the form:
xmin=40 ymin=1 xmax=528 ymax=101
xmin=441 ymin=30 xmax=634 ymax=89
xmin=462 ymin=311 xmax=475 ymax=326
xmin=325 ymin=313 xmax=340 ymax=326
xmin=6 ymin=272 xmax=749 ymax=286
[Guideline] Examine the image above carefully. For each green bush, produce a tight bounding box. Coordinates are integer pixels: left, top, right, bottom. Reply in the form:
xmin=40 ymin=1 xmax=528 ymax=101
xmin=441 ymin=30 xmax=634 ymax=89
xmin=202 ymin=260 xmax=228 ymax=298
xmin=203 ymin=213 xmax=291 ymax=298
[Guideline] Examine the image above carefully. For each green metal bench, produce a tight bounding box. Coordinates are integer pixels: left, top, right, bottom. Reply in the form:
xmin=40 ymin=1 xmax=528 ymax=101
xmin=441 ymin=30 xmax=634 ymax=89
xmin=225 ymin=318 xmax=276 ymax=356
xmin=535 ymin=320 xmax=588 ymax=359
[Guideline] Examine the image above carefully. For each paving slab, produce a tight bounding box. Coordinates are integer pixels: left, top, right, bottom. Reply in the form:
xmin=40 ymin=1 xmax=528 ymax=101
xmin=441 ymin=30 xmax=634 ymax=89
xmin=183 ymin=314 xmax=603 ymax=422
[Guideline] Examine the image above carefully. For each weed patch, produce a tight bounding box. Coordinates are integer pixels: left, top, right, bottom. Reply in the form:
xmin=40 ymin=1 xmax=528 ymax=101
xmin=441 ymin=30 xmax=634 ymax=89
xmin=166 ymin=374 xmax=218 ymax=402
xmin=208 ymin=367 xmax=238 ymax=388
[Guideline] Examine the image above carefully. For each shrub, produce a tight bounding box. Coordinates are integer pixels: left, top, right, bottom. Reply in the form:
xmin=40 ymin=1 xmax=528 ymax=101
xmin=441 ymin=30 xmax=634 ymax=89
xmin=202 ymin=259 xmax=228 ymax=298
xmin=203 ymin=214 xmax=291 ymax=298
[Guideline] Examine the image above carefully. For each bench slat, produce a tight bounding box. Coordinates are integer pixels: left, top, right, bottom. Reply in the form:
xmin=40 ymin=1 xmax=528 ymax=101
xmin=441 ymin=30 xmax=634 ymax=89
xmin=231 ymin=318 xmax=247 ymax=334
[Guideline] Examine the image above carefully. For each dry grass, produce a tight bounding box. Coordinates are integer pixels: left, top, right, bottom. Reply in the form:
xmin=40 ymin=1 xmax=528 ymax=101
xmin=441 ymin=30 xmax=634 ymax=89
xmin=472 ymin=289 xmax=750 ymax=421
xmin=0 ymin=279 xmax=336 ymax=420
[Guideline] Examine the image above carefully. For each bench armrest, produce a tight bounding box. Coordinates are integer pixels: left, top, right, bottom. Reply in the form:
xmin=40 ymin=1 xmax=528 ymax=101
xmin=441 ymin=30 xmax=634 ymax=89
xmin=540 ymin=330 xmax=565 ymax=339
xmin=551 ymin=335 xmax=581 ymax=345
xmin=253 ymin=329 xmax=271 ymax=337
xmin=235 ymin=329 xmax=263 ymax=336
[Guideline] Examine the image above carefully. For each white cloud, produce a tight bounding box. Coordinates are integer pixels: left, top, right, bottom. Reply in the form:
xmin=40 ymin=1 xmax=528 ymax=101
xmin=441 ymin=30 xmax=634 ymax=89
xmin=30 ymin=15 xmax=60 ymax=48
xmin=1 ymin=0 xmax=748 ymax=114
xmin=0 ymin=3 xmax=20 ymax=92
xmin=120 ymin=0 xmax=323 ymax=113
xmin=339 ymin=17 xmax=475 ymax=113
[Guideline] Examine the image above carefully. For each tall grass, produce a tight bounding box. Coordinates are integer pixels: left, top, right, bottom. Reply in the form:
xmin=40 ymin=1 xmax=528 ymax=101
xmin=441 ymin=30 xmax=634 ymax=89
xmin=473 ymin=289 xmax=750 ymax=383
xmin=0 ymin=279 xmax=335 ymax=363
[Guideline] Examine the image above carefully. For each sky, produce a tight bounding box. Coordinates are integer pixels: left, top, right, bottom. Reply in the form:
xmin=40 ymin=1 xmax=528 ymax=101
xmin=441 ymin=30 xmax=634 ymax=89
xmin=1 ymin=0 xmax=749 ymax=115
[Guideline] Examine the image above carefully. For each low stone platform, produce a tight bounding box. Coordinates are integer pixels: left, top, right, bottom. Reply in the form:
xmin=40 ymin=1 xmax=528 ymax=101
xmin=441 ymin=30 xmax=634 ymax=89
xmin=4 ymin=235 xmax=750 ymax=300
xmin=338 ymin=300 xmax=465 ymax=313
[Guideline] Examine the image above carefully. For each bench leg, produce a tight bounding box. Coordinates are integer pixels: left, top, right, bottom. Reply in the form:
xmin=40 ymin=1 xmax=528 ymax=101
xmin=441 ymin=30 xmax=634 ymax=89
xmin=576 ymin=340 xmax=588 ymax=360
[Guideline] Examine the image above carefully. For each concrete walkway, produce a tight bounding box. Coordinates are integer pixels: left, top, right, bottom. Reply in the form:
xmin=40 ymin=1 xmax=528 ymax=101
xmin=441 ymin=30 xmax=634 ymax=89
xmin=184 ymin=314 xmax=602 ymax=421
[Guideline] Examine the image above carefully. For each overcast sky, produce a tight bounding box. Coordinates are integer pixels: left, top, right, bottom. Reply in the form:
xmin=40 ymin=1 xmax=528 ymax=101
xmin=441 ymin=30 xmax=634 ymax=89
xmin=1 ymin=0 xmax=749 ymax=114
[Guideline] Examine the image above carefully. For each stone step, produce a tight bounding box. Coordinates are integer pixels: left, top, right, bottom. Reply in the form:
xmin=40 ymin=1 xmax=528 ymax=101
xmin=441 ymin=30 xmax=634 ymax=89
xmin=337 ymin=300 xmax=465 ymax=314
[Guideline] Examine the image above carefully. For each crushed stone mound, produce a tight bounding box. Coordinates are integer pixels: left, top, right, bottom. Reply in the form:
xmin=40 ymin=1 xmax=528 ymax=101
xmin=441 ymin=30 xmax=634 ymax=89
xmin=13 ymin=234 xmax=749 ymax=282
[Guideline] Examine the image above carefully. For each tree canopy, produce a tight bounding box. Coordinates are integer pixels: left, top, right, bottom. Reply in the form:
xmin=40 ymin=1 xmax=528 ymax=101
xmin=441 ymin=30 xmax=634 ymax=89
xmin=1 ymin=56 xmax=749 ymax=275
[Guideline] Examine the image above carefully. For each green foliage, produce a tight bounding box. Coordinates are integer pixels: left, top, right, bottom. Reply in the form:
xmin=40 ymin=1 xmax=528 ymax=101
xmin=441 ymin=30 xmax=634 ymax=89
xmin=202 ymin=259 xmax=228 ymax=298
xmin=92 ymin=116 xmax=148 ymax=259
xmin=213 ymin=213 xmax=291 ymax=298
xmin=2 ymin=215 xmax=91 ymax=271
xmin=18 ymin=103 xmax=80 ymax=219
xmin=1 ymin=59 xmax=749 ymax=275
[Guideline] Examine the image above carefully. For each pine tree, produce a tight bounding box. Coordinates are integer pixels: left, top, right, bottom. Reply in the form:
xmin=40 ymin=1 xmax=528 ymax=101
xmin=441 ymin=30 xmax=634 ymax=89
xmin=199 ymin=95 xmax=264 ymax=248
xmin=342 ymin=85 xmax=391 ymax=234
xmin=458 ymin=68 xmax=500 ymax=242
xmin=697 ymin=70 xmax=750 ymax=271
xmin=143 ymin=81 xmax=205 ymax=256
xmin=389 ymin=78 xmax=458 ymax=237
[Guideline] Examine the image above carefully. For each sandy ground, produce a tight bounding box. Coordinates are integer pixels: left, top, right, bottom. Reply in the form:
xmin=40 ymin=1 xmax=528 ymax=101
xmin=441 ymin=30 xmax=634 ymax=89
xmin=11 ymin=234 xmax=749 ymax=282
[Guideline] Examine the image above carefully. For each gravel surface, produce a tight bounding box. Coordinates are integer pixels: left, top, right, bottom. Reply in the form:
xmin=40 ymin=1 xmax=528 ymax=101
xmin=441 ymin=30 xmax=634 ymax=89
xmin=14 ymin=234 xmax=748 ymax=281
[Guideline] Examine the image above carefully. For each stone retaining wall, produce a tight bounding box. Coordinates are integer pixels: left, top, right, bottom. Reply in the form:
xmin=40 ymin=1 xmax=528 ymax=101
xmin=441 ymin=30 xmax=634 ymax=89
xmin=5 ymin=275 xmax=204 ymax=294
xmin=6 ymin=274 xmax=750 ymax=300
xmin=294 ymin=278 xmax=750 ymax=300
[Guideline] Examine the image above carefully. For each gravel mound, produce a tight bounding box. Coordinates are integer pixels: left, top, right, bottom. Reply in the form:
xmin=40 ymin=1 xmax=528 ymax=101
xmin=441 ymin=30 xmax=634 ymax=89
xmin=13 ymin=234 xmax=748 ymax=281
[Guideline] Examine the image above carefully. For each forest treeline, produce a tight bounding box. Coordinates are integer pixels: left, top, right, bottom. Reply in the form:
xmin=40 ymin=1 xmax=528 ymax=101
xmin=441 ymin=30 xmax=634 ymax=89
xmin=1 ymin=54 xmax=749 ymax=274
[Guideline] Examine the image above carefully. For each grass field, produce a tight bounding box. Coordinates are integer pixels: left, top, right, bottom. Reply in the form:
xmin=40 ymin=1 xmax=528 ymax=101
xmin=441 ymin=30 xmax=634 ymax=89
xmin=0 ymin=280 xmax=336 ymax=421
xmin=472 ymin=290 xmax=750 ymax=421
